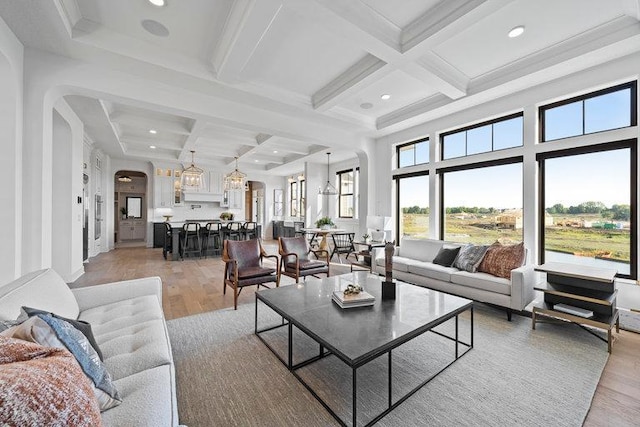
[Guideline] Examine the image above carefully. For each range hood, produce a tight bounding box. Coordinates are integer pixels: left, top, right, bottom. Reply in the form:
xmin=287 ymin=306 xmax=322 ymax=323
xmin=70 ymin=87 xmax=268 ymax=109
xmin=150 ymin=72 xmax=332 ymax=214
xmin=182 ymin=191 xmax=222 ymax=203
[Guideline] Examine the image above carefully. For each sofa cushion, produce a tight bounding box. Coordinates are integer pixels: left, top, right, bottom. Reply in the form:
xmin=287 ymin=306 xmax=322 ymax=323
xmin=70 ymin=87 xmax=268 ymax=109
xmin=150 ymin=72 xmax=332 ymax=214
xmin=0 ymin=336 xmax=102 ymax=426
xmin=450 ymin=270 xmax=511 ymax=295
xmin=0 ymin=268 xmax=79 ymax=321
xmin=478 ymin=242 xmax=525 ymax=279
xmin=432 ymin=246 xmax=461 ymax=267
xmin=408 ymin=261 xmax=459 ymax=282
xmin=399 ymin=238 xmax=444 ymax=263
xmin=78 ymin=294 xmax=165 ymax=336
xmin=390 ymin=256 xmax=419 ymax=273
xmin=101 ymin=365 xmax=175 ymax=427
xmin=453 ymin=244 xmax=489 ymax=273
xmin=94 ymin=319 xmax=173 ymax=381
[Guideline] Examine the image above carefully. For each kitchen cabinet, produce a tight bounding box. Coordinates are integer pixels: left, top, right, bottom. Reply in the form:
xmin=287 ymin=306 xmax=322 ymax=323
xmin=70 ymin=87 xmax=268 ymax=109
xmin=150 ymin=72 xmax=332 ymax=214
xmin=221 ymin=189 xmax=242 ymax=209
xmin=119 ymin=219 xmax=146 ymax=241
xmin=154 ymin=176 xmax=173 ymax=208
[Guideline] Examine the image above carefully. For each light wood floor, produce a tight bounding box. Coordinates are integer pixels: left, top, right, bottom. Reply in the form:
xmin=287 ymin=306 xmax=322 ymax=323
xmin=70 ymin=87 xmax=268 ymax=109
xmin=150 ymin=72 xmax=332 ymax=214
xmin=71 ymin=245 xmax=640 ymax=426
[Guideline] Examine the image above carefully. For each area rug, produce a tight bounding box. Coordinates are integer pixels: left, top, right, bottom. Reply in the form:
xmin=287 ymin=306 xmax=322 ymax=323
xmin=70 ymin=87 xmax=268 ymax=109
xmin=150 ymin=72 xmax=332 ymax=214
xmin=167 ymin=299 xmax=608 ymax=426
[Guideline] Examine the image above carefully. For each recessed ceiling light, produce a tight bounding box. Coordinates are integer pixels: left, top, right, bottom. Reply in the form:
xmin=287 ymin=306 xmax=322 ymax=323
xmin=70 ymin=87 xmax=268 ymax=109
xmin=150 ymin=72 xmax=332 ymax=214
xmin=508 ymin=25 xmax=525 ymax=38
xmin=149 ymin=145 xmax=156 ymax=149
xmin=380 ymin=94 xmax=391 ymax=100
xmin=360 ymin=102 xmax=373 ymax=110
xmin=147 ymin=0 xmax=166 ymax=6
xmin=273 ymin=150 xmax=278 ymax=153
xmin=254 ymin=159 xmax=259 ymax=162
xmin=141 ymin=19 xmax=169 ymax=37
xmin=149 ymin=129 xmax=157 ymax=134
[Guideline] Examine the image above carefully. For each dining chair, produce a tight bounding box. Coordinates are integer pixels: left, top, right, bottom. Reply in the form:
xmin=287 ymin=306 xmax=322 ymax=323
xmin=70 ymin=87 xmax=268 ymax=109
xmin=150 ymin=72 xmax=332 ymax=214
xmin=329 ymin=232 xmax=356 ymax=263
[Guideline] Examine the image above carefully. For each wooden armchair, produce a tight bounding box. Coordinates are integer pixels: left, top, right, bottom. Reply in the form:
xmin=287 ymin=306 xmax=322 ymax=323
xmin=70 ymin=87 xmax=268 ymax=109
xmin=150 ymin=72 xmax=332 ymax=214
xmin=278 ymin=236 xmax=330 ymax=283
xmin=222 ymin=239 xmax=280 ymax=309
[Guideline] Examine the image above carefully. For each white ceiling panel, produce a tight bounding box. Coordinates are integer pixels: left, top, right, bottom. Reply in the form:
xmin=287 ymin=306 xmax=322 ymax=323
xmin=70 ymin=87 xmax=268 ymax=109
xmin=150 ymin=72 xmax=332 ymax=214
xmin=241 ymin=6 xmax=369 ymax=96
xmin=338 ymin=69 xmax=437 ymax=118
xmin=360 ymin=0 xmax=441 ymax=29
xmin=433 ymin=0 xmax=627 ymax=79
xmin=77 ymin=0 xmax=233 ymax=59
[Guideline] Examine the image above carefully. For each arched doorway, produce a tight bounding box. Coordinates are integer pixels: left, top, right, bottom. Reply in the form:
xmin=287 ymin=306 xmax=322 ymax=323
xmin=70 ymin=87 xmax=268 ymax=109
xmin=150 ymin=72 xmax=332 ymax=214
xmin=114 ymin=171 xmax=148 ymax=246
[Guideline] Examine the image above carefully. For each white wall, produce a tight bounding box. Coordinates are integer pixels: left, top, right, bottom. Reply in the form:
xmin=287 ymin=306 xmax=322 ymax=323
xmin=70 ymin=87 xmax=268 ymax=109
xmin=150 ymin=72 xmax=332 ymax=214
xmin=51 ymin=99 xmax=84 ymax=282
xmin=0 ymin=15 xmax=23 ymax=285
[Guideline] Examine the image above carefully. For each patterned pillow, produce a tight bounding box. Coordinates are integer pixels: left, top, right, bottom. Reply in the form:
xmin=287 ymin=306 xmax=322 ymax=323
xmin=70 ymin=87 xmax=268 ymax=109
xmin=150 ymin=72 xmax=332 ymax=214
xmin=1 ymin=315 xmax=121 ymax=411
xmin=0 ymin=336 xmax=102 ymax=426
xmin=20 ymin=306 xmax=104 ymax=361
xmin=453 ymin=244 xmax=489 ymax=272
xmin=478 ymin=242 xmax=525 ymax=279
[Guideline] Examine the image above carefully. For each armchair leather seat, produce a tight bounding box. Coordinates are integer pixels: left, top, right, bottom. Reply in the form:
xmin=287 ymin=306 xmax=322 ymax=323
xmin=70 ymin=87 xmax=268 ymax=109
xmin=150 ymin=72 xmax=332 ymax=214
xmin=279 ymin=236 xmax=330 ymax=283
xmin=223 ymin=239 xmax=280 ymax=309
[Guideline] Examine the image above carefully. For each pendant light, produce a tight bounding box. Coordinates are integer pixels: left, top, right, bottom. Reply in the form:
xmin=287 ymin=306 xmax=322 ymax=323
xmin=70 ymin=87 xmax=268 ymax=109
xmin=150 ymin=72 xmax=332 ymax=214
xmin=224 ymin=156 xmax=247 ymax=190
xmin=321 ymin=152 xmax=337 ymax=196
xmin=181 ymin=150 xmax=204 ymax=190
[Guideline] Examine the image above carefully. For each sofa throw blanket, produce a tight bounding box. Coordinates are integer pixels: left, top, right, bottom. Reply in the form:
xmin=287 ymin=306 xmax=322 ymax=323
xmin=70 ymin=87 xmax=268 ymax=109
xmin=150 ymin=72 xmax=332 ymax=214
xmin=0 ymin=336 xmax=102 ymax=427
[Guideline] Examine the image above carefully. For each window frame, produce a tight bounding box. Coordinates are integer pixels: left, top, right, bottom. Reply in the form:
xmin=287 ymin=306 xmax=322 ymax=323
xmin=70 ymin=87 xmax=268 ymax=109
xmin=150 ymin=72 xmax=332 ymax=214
xmin=299 ymin=178 xmax=306 ymax=218
xmin=440 ymin=112 xmax=524 ymax=160
xmin=337 ymin=168 xmax=355 ymax=219
xmin=537 ymin=139 xmax=637 ymax=279
xmin=393 ymin=170 xmax=430 ymax=240
xmin=539 ymin=81 xmax=637 ymax=143
xmin=437 ymin=156 xmax=524 ymax=241
xmin=397 ymin=137 xmax=429 ymax=168
xmin=289 ymin=181 xmax=298 ymax=217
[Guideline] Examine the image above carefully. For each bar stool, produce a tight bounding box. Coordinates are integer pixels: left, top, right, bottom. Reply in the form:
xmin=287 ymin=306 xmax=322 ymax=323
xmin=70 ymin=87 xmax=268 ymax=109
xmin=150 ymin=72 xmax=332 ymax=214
xmin=225 ymin=222 xmax=242 ymax=241
xmin=181 ymin=222 xmax=201 ymax=259
xmin=162 ymin=222 xmax=173 ymax=260
xmin=242 ymin=222 xmax=258 ymax=240
xmin=203 ymin=222 xmax=222 ymax=257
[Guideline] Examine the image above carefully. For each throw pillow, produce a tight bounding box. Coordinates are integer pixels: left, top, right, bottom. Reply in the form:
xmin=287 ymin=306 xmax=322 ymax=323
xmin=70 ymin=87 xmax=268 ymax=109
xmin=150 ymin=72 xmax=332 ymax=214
xmin=478 ymin=242 xmax=525 ymax=279
xmin=0 ymin=336 xmax=102 ymax=426
xmin=1 ymin=315 xmax=121 ymax=411
xmin=453 ymin=244 xmax=489 ymax=273
xmin=20 ymin=306 xmax=104 ymax=361
xmin=432 ymin=246 xmax=461 ymax=267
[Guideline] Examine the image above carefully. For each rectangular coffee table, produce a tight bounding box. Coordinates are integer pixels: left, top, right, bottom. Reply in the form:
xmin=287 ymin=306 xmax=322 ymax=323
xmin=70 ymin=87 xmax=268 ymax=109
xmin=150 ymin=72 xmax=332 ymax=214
xmin=255 ymin=272 xmax=473 ymax=426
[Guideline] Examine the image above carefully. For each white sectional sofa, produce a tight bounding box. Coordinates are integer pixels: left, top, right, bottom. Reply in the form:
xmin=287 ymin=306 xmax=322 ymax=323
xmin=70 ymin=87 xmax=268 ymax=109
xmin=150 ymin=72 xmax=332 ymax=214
xmin=373 ymin=238 xmax=535 ymax=320
xmin=0 ymin=268 xmax=178 ymax=426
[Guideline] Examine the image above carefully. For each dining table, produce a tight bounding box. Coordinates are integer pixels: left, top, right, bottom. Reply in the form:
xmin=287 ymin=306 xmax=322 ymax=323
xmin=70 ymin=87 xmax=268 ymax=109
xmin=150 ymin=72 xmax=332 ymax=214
xmin=302 ymin=228 xmax=347 ymax=252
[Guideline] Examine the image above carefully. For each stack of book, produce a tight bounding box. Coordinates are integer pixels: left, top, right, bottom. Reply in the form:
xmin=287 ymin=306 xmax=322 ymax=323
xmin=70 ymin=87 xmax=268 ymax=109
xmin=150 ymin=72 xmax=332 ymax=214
xmin=332 ymin=290 xmax=375 ymax=309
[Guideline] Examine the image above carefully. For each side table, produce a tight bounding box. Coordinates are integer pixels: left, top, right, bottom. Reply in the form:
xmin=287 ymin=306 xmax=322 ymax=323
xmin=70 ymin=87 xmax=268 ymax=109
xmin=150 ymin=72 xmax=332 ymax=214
xmin=350 ymin=241 xmax=385 ymax=272
xmin=530 ymin=262 xmax=619 ymax=352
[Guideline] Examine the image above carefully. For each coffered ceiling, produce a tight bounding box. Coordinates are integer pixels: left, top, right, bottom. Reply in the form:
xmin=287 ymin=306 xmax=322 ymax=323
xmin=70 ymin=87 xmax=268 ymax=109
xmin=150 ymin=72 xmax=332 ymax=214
xmin=2 ymin=0 xmax=639 ymax=174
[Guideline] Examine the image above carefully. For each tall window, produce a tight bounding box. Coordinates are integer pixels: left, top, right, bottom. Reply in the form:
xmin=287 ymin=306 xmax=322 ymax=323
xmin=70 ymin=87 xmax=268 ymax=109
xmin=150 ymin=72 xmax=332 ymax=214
xmin=338 ymin=169 xmax=354 ymax=218
xmin=441 ymin=113 xmax=523 ymax=160
xmin=397 ymin=138 xmax=429 ymax=168
xmin=539 ymin=141 xmax=636 ymax=278
xmin=290 ymin=181 xmax=298 ymax=217
xmin=299 ymin=179 xmax=306 ymax=218
xmin=540 ymin=82 xmax=636 ymax=142
xmin=440 ymin=159 xmax=523 ymax=244
xmin=395 ymin=173 xmax=429 ymax=239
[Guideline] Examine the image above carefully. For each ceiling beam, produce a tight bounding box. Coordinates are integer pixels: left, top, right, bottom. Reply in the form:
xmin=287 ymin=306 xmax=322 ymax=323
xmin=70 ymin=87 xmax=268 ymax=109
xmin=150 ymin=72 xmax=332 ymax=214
xmin=212 ymin=0 xmax=284 ymax=82
xmin=229 ymin=133 xmax=274 ymax=164
xmin=108 ymin=111 xmax=192 ymax=135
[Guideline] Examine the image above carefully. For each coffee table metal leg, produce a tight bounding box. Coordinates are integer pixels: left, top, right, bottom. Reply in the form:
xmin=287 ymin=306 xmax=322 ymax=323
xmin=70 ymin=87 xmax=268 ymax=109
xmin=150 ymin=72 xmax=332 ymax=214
xmin=388 ymin=351 xmax=392 ymax=408
xmin=455 ymin=315 xmax=459 ymax=359
xmin=352 ymin=367 xmax=357 ymax=427
xmin=288 ymin=321 xmax=293 ymax=370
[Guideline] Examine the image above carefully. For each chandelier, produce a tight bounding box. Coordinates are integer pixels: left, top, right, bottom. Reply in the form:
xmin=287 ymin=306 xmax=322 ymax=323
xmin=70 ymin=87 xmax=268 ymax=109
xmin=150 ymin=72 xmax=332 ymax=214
xmin=321 ymin=152 xmax=337 ymax=195
xmin=224 ymin=157 xmax=247 ymax=191
xmin=181 ymin=151 xmax=204 ymax=190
